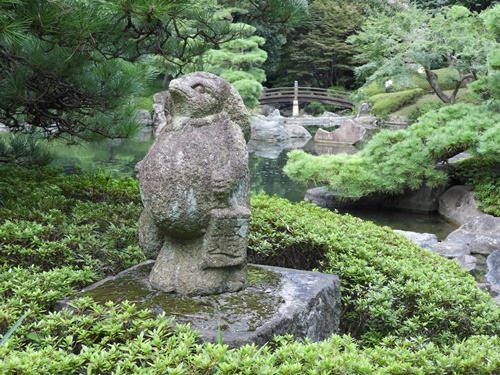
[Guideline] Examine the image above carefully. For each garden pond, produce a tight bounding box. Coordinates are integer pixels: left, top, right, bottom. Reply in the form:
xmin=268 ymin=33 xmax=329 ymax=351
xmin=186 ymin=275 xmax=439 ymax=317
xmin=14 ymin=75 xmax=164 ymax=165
xmin=49 ymin=136 xmax=458 ymax=240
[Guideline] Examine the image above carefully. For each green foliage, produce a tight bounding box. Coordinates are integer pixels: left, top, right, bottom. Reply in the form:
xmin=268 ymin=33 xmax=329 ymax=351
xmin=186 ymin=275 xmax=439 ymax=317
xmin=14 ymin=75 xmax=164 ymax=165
xmin=249 ymin=194 xmax=500 ymax=344
xmin=369 ymin=89 xmax=424 ymax=116
xmin=349 ymin=5 xmax=497 ymax=104
xmin=269 ymin=0 xmax=363 ymax=89
xmin=0 ymin=0 xmax=245 ymax=141
xmin=285 ymin=103 xmax=500 ymax=199
xmin=407 ymin=101 xmax=444 ymax=123
xmin=206 ymin=27 xmax=267 ymax=108
xmin=304 ymin=102 xmax=326 ymax=116
xmin=453 ymin=156 xmax=500 ymax=216
xmin=0 ymin=164 xmax=144 ymax=273
xmin=2 ymin=167 xmax=500 ymax=372
xmin=0 ymin=133 xmax=53 ymax=166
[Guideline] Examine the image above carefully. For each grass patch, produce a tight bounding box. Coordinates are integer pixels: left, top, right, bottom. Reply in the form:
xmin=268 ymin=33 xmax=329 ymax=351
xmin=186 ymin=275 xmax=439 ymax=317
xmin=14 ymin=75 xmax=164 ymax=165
xmin=363 ymin=68 xmax=463 ymax=97
xmin=369 ymin=88 xmax=424 ymax=116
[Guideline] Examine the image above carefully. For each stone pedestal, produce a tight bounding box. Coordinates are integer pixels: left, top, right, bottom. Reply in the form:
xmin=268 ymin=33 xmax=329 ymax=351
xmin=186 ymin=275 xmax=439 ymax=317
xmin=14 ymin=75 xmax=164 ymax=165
xmin=55 ymin=261 xmax=341 ymax=348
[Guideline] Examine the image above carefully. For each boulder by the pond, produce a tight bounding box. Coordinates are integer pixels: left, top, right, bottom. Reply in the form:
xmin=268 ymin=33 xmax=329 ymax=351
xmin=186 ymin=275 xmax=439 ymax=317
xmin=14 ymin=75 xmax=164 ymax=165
xmin=438 ymin=185 xmax=484 ymax=225
xmin=314 ymin=119 xmax=367 ymax=145
xmin=250 ymin=115 xmax=289 ymax=142
xmin=285 ymin=124 xmax=312 ymax=139
xmin=393 ymin=230 xmax=438 ymax=250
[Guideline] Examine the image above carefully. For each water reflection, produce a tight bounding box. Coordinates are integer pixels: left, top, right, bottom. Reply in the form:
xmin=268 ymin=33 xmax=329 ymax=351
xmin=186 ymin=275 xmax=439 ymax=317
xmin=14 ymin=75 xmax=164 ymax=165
xmin=48 ymin=136 xmax=457 ymax=238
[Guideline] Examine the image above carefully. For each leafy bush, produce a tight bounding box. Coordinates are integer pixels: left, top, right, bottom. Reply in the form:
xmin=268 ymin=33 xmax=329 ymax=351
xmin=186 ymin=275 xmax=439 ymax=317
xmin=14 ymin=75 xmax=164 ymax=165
xmin=452 ymin=156 xmax=500 ymax=216
xmin=0 ymin=164 xmax=145 ymax=334
xmin=369 ymin=89 xmax=424 ymax=116
xmin=304 ymin=102 xmax=326 ymax=116
xmin=285 ymin=103 xmax=500 ymax=199
xmin=407 ymin=101 xmax=444 ymax=122
xmin=2 ymin=165 xmax=500 ymax=373
xmin=249 ymin=194 xmax=500 ymax=345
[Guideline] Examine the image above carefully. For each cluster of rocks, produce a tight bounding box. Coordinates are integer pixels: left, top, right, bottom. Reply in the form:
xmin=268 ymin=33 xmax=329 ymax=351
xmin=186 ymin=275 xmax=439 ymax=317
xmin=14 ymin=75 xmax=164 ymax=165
xmin=250 ymin=109 xmax=312 ymax=143
xmin=394 ymin=186 xmax=500 ymax=302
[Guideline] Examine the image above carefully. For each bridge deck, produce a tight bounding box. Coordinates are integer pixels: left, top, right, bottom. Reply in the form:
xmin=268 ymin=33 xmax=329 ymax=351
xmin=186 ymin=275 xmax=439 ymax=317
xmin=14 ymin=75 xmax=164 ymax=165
xmin=258 ymin=87 xmax=353 ymax=108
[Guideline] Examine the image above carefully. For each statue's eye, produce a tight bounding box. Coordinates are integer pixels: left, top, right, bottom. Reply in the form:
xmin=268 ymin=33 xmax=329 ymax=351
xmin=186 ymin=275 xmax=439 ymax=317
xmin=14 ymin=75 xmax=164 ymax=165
xmin=192 ymin=84 xmax=206 ymax=93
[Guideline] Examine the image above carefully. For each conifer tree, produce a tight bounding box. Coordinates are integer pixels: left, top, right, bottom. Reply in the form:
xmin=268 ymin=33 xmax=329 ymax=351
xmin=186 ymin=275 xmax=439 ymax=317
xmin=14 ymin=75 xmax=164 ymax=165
xmin=0 ymin=0 xmax=242 ymax=142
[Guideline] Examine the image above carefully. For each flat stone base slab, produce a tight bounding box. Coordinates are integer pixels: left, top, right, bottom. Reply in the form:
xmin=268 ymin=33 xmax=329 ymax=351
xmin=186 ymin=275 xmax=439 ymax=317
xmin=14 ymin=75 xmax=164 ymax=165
xmin=55 ymin=261 xmax=340 ymax=348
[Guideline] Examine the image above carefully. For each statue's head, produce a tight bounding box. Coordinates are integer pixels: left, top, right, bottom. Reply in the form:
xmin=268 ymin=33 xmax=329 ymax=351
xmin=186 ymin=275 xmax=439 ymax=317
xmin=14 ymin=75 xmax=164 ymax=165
xmin=167 ymin=72 xmax=250 ymax=141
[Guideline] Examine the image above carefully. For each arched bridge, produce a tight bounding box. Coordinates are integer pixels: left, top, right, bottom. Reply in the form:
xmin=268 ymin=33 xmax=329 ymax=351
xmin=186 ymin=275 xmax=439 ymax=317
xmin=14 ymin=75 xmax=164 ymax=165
xmin=258 ymin=86 xmax=354 ymax=108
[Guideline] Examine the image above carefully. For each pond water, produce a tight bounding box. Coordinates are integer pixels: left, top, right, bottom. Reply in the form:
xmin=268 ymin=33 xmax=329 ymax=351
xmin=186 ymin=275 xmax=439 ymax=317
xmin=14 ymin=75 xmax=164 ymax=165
xmin=49 ymin=135 xmax=457 ymax=240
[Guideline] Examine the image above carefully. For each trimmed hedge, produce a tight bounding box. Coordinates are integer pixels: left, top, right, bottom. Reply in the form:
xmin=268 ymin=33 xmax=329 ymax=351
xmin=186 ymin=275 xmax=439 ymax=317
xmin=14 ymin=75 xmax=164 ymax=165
xmin=2 ymin=165 xmax=500 ymax=374
xmin=248 ymin=194 xmax=500 ymax=345
xmin=362 ymin=68 xmax=462 ymax=97
xmin=369 ymin=88 xmax=424 ymax=116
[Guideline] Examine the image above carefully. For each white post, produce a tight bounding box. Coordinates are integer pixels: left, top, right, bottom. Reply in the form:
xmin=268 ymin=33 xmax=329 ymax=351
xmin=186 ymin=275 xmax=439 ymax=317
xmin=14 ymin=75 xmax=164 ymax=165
xmin=292 ymin=81 xmax=299 ymax=117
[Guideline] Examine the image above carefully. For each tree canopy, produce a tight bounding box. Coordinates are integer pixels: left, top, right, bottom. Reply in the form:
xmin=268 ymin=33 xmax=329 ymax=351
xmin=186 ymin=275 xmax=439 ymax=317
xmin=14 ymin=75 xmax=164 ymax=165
xmin=0 ymin=0 xmax=249 ymax=141
xmin=270 ymin=0 xmax=363 ymax=89
xmin=285 ymin=4 xmax=500 ymax=199
xmin=349 ymin=5 xmax=495 ymax=103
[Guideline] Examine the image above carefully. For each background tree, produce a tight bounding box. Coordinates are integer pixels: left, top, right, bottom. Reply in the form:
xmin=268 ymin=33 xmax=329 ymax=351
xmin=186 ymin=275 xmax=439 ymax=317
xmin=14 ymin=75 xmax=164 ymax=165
xmin=206 ymin=24 xmax=267 ymax=108
xmin=219 ymin=0 xmax=308 ymax=77
xmin=0 ymin=0 xmax=243 ymax=142
xmin=349 ymin=5 xmax=495 ymax=103
xmin=284 ymin=4 xmax=500 ymax=199
xmin=276 ymin=0 xmax=363 ymax=88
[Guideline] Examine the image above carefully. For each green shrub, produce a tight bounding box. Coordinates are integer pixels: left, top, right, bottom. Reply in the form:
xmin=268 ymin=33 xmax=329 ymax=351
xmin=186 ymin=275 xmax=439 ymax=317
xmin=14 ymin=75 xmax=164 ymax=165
xmin=407 ymin=101 xmax=444 ymax=122
xmin=249 ymin=194 xmax=500 ymax=345
xmin=369 ymin=89 xmax=424 ymax=116
xmin=452 ymin=155 xmax=500 ymax=216
xmin=285 ymin=103 xmax=500 ymax=199
xmin=0 ymin=164 xmax=145 ymax=330
xmin=363 ymin=69 xmax=462 ymax=97
xmin=2 ymin=165 xmax=500 ymax=373
xmin=304 ymin=102 xmax=325 ymax=116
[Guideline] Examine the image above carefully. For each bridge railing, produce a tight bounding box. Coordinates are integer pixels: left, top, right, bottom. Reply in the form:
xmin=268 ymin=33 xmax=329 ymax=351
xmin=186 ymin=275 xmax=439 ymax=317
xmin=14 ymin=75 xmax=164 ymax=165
xmin=261 ymin=87 xmax=351 ymax=100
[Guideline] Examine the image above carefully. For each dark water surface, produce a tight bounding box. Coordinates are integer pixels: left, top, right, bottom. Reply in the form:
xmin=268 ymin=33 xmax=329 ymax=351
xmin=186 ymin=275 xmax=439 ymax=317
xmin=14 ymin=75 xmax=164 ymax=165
xmin=49 ymin=137 xmax=457 ymax=239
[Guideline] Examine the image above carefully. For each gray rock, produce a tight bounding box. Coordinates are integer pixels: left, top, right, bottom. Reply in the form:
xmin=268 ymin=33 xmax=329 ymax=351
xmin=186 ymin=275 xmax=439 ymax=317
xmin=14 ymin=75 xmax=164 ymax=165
xmin=305 ymin=186 xmax=385 ymax=210
xmin=446 ymin=215 xmax=500 ymax=249
xmin=136 ymin=72 xmax=251 ymax=295
xmin=470 ymin=236 xmax=500 ymax=255
xmin=285 ymin=125 xmax=312 ymax=139
xmin=438 ymin=185 xmax=484 ymax=225
xmin=391 ymin=185 xmax=449 ymax=213
xmin=393 ymin=230 xmax=438 ymax=250
xmin=356 ymin=102 xmax=371 ymax=117
xmin=250 ymin=118 xmax=289 ymax=142
xmin=152 ymin=91 xmax=169 ymax=136
xmin=314 ymin=119 xmax=367 ymax=145
xmin=305 ymin=185 xmax=447 ymax=213
xmin=487 ymin=250 xmax=500 ymax=285
xmin=55 ymin=262 xmax=341 ymax=348
xmin=429 ymin=241 xmax=470 ymax=258
xmin=454 ymin=254 xmax=478 ymax=271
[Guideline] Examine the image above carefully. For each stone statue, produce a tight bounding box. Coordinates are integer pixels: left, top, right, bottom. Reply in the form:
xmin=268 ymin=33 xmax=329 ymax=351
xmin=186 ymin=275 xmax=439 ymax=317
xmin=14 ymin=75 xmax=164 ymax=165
xmin=136 ymin=72 xmax=251 ymax=295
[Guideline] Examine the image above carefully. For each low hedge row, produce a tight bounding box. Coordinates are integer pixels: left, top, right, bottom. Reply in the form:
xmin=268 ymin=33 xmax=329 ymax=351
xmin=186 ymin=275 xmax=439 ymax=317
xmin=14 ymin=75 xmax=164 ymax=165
xmin=1 ymin=164 xmax=500 ymax=373
xmin=369 ymin=88 xmax=424 ymax=116
xmin=3 ymin=299 xmax=500 ymax=374
xmin=362 ymin=68 xmax=462 ymax=97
